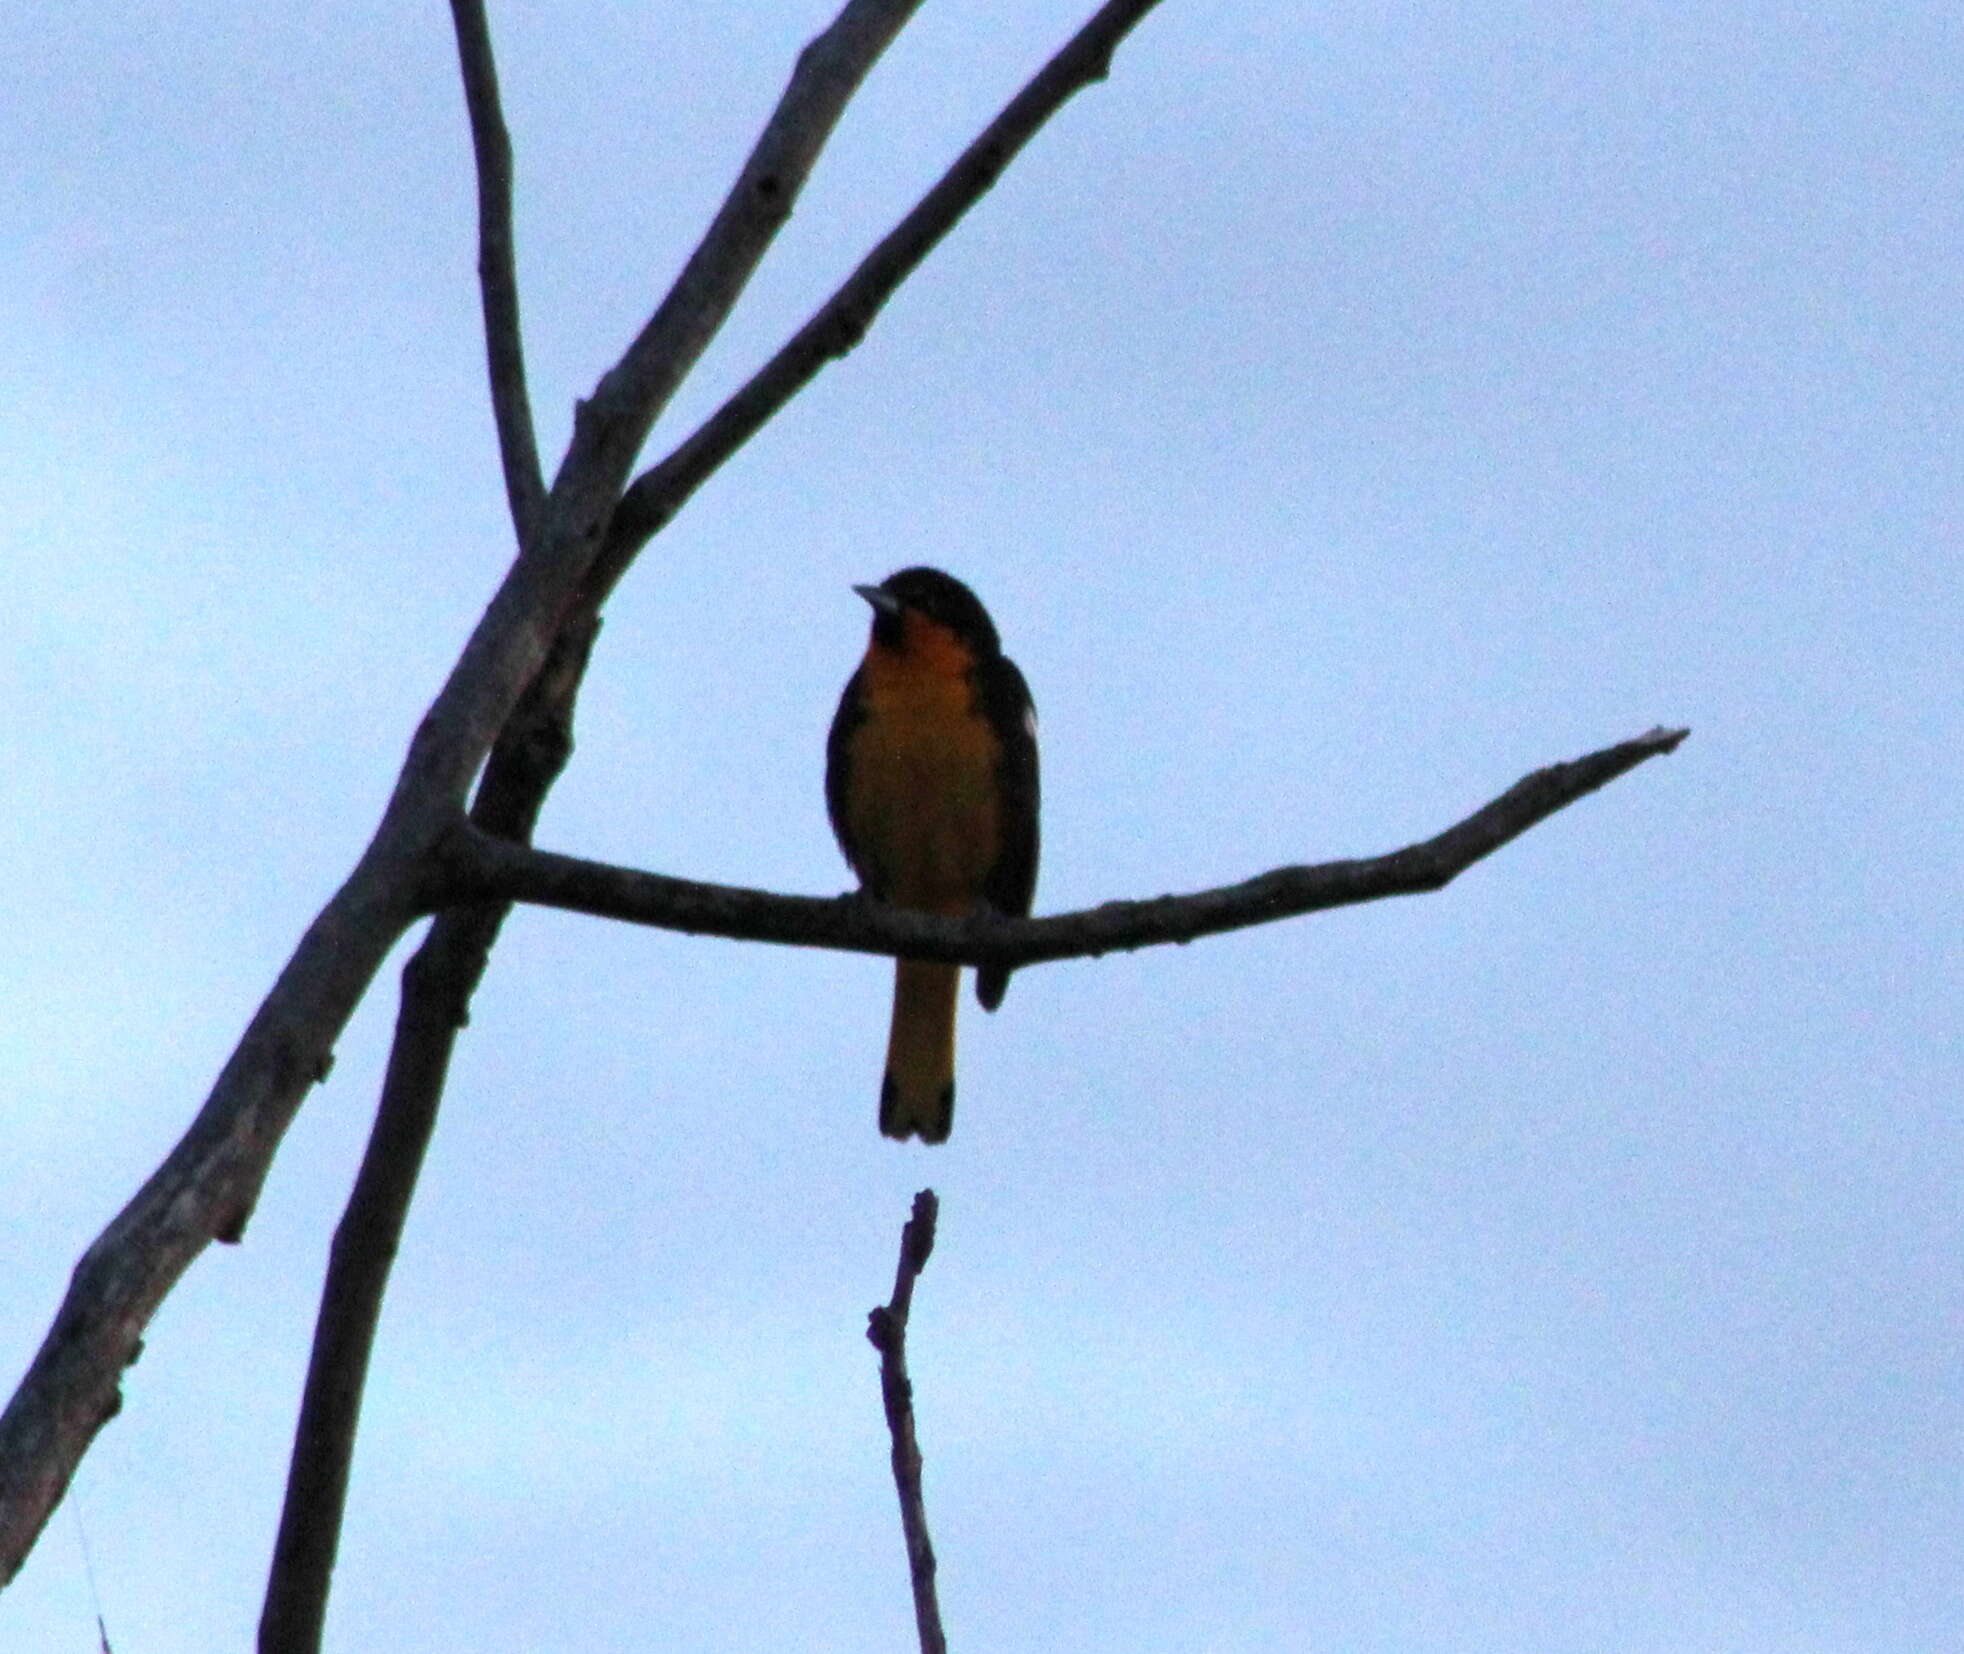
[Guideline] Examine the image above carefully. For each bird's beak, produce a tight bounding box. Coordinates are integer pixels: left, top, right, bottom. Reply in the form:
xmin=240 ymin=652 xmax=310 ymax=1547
xmin=853 ymin=582 xmax=900 ymax=616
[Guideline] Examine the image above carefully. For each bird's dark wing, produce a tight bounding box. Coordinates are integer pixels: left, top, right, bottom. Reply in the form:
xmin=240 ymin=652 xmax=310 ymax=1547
xmin=976 ymin=652 xmax=1040 ymax=1010
xmin=825 ymin=663 xmax=873 ymax=891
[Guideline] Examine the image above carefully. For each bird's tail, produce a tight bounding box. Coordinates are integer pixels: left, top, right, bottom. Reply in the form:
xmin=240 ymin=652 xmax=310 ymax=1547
xmin=880 ymin=959 xmax=959 ymax=1143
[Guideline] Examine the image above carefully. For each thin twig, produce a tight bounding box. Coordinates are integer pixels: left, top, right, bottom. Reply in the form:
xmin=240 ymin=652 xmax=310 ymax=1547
xmin=436 ymin=728 xmax=1691 ymax=968
xmin=868 ymin=1191 xmax=946 ymax=1654
xmin=448 ymin=0 xmax=546 ymax=546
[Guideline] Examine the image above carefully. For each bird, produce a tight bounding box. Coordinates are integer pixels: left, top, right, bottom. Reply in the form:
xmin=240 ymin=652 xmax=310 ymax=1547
xmin=826 ymin=566 xmax=1040 ymax=1143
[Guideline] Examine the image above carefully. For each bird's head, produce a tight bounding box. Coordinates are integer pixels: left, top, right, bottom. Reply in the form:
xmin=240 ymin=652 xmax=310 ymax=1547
xmin=853 ymin=566 xmax=1003 ymax=663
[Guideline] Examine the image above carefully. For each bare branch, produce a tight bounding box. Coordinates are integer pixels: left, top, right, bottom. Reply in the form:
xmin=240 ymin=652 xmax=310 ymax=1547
xmin=256 ymin=635 xmax=592 ymax=1654
xmin=867 ymin=1191 xmax=947 ymax=1654
xmin=0 ymin=856 xmax=417 ymax=1590
xmin=448 ymin=0 xmax=546 ymax=546
xmin=394 ymin=0 xmax=935 ymax=822
xmin=244 ymin=6 xmax=1173 ymax=1621
xmin=251 ymin=6 xmax=976 ymax=1633
xmin=0 ymin=0 xmax=1674 ymax=1604
xmin=256 ymin=916 xmax=496 ymax=1654
xmin=438 ymin=727 xmax=1690 ymax=967
xmin=595 ymin=0 xmax=1172 ymax=588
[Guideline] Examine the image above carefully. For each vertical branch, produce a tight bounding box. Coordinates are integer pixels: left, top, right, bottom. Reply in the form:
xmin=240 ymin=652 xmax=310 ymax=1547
xmin=257 ymin=628 xmax=595 ymax=1654
xmin=256 ymin=930 xmax=481 ymax=1654
xmin=448 ymin=0 xmax=546 ymax=546
xmin=867 ymin=1190 xmax=947 ymax=1654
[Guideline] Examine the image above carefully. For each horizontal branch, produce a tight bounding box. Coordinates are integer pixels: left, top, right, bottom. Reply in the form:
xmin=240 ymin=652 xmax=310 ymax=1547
xmin=435 ymin=726 xmax=1688 ymax=967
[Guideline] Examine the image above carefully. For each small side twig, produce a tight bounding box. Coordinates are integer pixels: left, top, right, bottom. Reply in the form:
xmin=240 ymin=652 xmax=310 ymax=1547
xmin=868 ymin=1191 xmax=946 ymax=1654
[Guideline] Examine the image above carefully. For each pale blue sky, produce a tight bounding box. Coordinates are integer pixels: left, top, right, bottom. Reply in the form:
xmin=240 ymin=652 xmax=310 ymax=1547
xmin=4 ymin=3 xmax=1959 ymax=1650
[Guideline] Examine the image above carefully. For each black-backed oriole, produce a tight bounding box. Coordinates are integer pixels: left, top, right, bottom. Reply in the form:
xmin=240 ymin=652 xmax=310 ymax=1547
xmin=826 ymin=567 xmax=1040 ymax=1143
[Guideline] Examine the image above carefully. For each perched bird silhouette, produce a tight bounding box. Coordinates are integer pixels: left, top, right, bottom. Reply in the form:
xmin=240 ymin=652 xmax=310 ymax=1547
xmin=826 ymin=567 xmax=1040 ymax=1142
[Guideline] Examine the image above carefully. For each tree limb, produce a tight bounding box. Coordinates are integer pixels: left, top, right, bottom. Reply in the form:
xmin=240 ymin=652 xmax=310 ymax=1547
xmin=867 ymin=1191 xmax=947 ymax=1654
xmin=449 ymin=0 xmax=546 ymax=547
xmin=247 ymin=8 xmax=1171 ymax=1626
xmin=435 ymin=727 xmax=1690 ymax=967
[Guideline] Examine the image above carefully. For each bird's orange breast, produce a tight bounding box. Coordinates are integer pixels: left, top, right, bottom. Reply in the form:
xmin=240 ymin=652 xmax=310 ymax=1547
xmin=844 ymin=641 xmax=1002 ymax=914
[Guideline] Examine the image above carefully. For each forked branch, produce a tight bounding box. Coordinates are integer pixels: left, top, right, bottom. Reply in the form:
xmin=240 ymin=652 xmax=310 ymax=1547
xmin=254 ymin=5 xmax=934 ymax=1648
xmin=595 ymin=0 xmax=1174 ymax=586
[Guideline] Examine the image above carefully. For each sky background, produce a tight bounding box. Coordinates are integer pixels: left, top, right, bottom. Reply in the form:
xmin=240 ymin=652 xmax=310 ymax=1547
xmin=3 ymin=2 xmax=1959 ymax=1650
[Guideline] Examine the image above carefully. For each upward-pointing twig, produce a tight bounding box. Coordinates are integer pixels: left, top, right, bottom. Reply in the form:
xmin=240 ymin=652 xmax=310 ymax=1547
xmin=449 ymin=0 xmax=546 ymax=547
xmin=869 ymin=1191 xmax=947 ymax=1654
